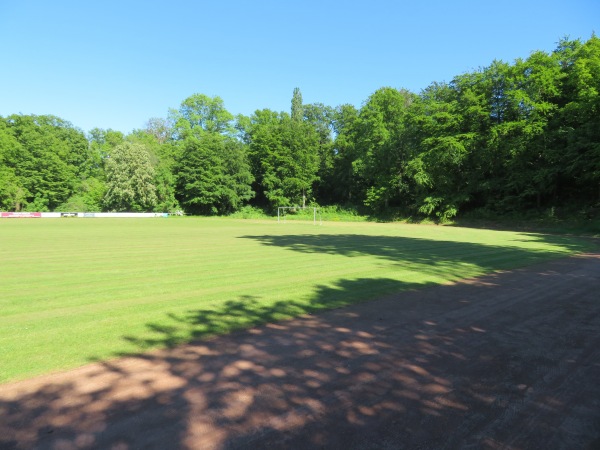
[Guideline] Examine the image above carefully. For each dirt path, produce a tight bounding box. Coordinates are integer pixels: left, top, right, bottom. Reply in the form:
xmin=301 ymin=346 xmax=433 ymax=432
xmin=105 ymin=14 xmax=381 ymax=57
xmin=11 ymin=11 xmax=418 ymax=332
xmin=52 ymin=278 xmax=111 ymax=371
xmin=1 ymin=253 xmax=599 ymax=450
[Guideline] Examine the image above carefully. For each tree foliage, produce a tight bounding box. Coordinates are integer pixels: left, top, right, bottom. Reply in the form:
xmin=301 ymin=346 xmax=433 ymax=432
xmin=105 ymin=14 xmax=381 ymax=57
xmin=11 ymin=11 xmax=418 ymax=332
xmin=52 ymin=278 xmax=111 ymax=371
xmin=171 ymin=93 xmax=234 ymax=137
xmin=0 ymin=115 xmax=89 ymax=211
xmin=245 ymin=107 xmax=320 ymax=209
xmin=172 ymin=95 xmax=253 ymax=215
xmin=103 ymin=142 xmax=157 ymax=212
xmin=1 ymin=35 xmax=598 ymax=220
xmin=176 ymin=134 xmax=253 ymax=215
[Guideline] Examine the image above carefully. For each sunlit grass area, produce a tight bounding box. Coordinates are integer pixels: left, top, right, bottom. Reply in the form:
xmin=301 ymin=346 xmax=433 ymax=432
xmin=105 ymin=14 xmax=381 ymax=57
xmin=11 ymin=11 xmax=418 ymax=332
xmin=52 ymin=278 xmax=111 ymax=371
xmin=0 ymin=217 xmax=594 ymax=383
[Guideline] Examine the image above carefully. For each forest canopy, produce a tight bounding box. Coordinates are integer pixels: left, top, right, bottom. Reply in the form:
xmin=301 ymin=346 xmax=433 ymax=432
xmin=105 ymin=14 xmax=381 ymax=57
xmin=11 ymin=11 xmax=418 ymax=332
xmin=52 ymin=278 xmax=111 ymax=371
xmin=1 ymin=35 xmax=599 ymax=221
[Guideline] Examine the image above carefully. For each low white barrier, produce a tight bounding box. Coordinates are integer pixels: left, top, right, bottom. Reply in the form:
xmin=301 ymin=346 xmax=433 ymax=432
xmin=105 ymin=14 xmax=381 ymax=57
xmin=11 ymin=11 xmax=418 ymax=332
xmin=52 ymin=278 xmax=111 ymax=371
xmin=77 ymin=213 xmax=169 ymax=218
xmin=1 ymin=212 xmax=169 ymax=218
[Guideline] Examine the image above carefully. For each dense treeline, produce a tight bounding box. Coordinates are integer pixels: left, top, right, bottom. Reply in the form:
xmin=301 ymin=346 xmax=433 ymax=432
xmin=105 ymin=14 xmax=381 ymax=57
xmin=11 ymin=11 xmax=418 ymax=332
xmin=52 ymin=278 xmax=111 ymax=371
xmin=1 ymin=36 xmax=598 ymax=220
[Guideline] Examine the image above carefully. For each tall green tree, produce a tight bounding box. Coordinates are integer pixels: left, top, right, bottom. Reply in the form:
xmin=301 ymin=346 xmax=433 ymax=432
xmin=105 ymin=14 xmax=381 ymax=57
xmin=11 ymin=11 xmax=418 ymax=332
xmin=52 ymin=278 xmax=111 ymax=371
xmin=304 ymin=103 xmax=336 ymax=203
xmin=291 ymin=87 xmax=304 ymax=122
xmin=556 ymin=35 xmax=600 ymax=203
xmin=0 ymin=120 xmax=27 ymax=210
xmin=104 ymin=142 xmax=157 ymax=212
xmin=330 ymin=104 xmax=360 ymax=204
xmin=405 ymin=82 xmax=473 ymax=221
xmin=87 ymin=128 xmax=124 ymax=175
xmin=171 ymin=93 xmax=234 ymax=137
xmin=127 ymin=129 xmax=180 ymax=212
xmin=288 ymin=116 xmax=320 ymax=208
xmin=353 ymin=87 xmax=416 ymax=211
xmin=246 ymin=107 xmax=320 ymax=209
xmin=170 ymin=93 xmax=254 ymax=215
xmin=176 ymin=134 xmax=253 ymax=214
xmin=0 ymin=114 xmax=89 ymax=211
xmin=0 ymin=167 xmax=28 ymax=211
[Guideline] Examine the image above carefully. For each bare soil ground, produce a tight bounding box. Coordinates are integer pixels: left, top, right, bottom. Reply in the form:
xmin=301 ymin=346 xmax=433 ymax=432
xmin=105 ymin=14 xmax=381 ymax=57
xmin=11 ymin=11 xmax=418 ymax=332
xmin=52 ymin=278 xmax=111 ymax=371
xmin=1 ymin=253 xmax=599 ymax=450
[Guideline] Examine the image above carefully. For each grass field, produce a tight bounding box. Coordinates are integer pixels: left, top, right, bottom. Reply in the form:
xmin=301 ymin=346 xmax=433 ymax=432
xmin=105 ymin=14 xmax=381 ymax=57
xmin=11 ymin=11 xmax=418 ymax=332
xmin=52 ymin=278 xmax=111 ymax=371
xmin=0 ymin=217 xmax=594 ymax=384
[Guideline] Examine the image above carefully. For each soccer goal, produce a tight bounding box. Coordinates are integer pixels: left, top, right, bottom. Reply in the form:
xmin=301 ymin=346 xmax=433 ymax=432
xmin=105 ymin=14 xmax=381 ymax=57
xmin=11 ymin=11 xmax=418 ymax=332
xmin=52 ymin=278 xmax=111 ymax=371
xmin=277 ymin=206 xmax=322 ymax=225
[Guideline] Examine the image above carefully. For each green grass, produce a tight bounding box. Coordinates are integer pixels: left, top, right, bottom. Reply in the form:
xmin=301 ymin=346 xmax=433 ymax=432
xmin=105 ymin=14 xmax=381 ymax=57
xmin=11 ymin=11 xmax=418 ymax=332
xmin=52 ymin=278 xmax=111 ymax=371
xmin=0 ymin=217 xmax=594 ymax=384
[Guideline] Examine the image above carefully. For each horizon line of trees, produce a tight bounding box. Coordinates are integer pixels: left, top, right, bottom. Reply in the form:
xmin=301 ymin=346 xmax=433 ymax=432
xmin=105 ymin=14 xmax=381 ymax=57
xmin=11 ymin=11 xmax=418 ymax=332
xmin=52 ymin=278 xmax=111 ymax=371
xmin=1 ymin=35 xmax=598 ymax=221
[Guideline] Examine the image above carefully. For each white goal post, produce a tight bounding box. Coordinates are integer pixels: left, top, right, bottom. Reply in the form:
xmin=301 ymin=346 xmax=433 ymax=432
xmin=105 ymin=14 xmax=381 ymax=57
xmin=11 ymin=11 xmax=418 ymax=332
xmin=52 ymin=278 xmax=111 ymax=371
xmin=277 ymin=206 xmax=322 ymax=225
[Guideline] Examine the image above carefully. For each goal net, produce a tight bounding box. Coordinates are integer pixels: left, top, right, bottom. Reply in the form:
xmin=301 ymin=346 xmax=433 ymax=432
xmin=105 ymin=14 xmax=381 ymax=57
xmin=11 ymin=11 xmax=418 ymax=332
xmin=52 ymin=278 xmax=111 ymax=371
xmin=277 ymin=206 xmax=322 ymax=225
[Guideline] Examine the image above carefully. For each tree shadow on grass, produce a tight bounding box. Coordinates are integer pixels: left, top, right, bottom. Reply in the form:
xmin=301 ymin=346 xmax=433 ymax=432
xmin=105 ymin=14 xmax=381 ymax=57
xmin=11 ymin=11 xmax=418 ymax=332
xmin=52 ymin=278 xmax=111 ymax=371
xmin=249 ymin=230 xmax=590 ymax=254
xmin=120 ymin=278 xmax=415 ymax=353
xmin=240 ymin=232 xmax=591 ymax=274
xmin=1 ymin=237 xmax=599 ymax=449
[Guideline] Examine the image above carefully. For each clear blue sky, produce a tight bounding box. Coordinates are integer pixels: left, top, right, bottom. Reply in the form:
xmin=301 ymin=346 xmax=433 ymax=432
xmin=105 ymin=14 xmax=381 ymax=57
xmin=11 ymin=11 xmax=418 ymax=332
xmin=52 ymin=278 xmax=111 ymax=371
xmin=0 ymin=0 xmax=597 ymax=134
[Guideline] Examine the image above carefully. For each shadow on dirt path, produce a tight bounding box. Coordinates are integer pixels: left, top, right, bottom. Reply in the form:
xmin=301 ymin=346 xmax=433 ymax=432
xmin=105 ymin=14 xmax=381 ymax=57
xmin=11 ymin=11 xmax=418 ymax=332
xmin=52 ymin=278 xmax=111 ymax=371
xmin=1 ymin=250 xmax=599 ymax=448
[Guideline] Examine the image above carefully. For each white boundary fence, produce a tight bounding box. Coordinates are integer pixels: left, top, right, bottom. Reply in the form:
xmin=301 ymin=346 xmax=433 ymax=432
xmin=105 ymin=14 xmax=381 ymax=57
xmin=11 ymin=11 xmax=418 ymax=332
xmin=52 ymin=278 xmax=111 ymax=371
xmin=0 ymin=212 xmax=170 ymax=218
xmin=277 ymin=206 xmax=322 ymax=225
